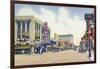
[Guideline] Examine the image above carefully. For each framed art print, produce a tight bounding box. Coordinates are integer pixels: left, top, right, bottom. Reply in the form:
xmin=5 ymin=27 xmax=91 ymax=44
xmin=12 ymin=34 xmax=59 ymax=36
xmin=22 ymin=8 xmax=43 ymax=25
xmin=10 ymin=0 xmax=96 ymax=69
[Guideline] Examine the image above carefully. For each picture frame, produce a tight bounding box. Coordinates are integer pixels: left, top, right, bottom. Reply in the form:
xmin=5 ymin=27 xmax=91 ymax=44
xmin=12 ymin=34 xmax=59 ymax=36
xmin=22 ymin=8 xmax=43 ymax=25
xmin=10 ymin=0 xmax=96 ymax=69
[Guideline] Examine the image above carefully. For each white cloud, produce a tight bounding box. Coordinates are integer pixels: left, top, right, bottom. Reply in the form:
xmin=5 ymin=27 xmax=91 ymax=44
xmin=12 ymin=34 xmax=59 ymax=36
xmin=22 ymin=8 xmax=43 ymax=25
xmin=16 ymin=6 xmax=86 ymax=45
xmin=16 ymin=7 xmax=40 ymax=18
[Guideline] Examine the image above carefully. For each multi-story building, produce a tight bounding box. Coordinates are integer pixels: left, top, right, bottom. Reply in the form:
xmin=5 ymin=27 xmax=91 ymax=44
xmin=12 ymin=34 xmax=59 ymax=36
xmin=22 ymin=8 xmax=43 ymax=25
xmin=15 ymin=16 xmax=51 ymax=54
xmin=84 ymin=13 xmax=95 ymax=57
xmin=84 ymin=13 xmax=95 ymax=48
xmin=15 ymin=16 xmax=50 ymax=46
xmin=84 ymin=13 xmax=94 ymax=38
xmin=15 ymin=16 xmax=42 ymax=45
xmin=57 ymin=34 xmax=73 ymax=48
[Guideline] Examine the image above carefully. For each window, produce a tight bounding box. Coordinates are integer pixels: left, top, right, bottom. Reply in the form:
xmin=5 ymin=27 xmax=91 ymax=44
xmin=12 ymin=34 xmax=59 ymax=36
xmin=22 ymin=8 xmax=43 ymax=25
xmin=17 ymin=21 xmax=21 ymax=34
xmin=22 ymin=21 xmax=25 ymax=38
xmin=22 ymin=21 xmax=25 ymax=33
xmin=26 ymin=21 xmax=30 ymax=32
xmin=17 ymin=34 xmax=20 ymax=39
xmin=16 ymin=21 xmax=21 ymax=39
xmin=26 ymin=21 xmax=30 ymax=39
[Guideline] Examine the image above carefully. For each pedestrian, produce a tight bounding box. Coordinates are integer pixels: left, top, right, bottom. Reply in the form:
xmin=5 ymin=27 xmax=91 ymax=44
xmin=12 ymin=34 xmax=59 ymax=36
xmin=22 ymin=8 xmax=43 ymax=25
xmin=79 ymin=38 xmax=85 ymax=53
xmin=88 ymin=36 xmax=93 ymax=57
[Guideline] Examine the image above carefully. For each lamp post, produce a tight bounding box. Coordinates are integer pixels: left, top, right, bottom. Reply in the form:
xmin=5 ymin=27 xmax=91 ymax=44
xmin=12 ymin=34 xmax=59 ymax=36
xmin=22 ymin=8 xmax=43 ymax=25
xmin=88 ymin=17 xmax=91 ymax=57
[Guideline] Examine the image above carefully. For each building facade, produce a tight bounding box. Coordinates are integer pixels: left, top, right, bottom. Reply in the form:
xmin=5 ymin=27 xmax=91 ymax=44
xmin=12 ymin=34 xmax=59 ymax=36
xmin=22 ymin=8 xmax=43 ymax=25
xmin=84 ymin=13 xmax=95 ymax=48
xmin=15 ymin=16 xmax=50 ymax=46
xmin=57 ymin=34 xmax=73 ymax=48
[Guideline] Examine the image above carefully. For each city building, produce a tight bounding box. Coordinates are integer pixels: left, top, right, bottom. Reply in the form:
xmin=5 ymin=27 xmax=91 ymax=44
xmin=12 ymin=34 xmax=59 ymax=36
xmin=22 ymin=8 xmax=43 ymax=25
xmin=15 ymin=16 xmax=50 ymax=46
xmin=57 ymin=34 xmax=73 ymax=48
xmin=84 ymin=13 xmax=94 ymax=38
xmin=84 ymin=13 xmax=95 ymax=48
xmin=84 ymin=13 xmax=95 ymax=57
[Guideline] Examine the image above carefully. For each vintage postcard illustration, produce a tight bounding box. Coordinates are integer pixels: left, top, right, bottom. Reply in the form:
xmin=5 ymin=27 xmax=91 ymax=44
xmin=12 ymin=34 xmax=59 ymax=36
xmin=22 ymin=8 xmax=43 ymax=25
xmin=11 ymin=1 xmax=96 ymax=68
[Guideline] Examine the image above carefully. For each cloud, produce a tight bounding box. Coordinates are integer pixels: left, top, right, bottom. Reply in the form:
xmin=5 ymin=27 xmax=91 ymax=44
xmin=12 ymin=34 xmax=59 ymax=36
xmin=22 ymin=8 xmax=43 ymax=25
xmin=16 ymin=6 xmax=86 ymax=45
xmin=16 ymin=7 xmax=40 ymax=18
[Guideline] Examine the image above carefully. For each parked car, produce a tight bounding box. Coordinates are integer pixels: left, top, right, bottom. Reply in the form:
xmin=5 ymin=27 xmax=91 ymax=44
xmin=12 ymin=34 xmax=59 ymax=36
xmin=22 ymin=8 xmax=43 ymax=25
xmin=34 ymin=40 xmax=57 ymax=54
xmin=34 ymin=43 xmax=46 ymax=54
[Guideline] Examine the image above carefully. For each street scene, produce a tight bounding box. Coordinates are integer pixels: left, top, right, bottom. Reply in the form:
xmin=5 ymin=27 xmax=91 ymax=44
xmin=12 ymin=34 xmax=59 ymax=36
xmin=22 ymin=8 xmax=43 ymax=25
xmin=14 ymin=3 xmax=95 ymax=66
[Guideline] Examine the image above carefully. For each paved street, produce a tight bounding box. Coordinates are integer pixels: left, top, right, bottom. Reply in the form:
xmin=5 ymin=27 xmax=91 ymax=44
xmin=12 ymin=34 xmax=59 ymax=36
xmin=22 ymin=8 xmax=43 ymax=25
xmin=15 ymin=50 xmax=91 ymax=66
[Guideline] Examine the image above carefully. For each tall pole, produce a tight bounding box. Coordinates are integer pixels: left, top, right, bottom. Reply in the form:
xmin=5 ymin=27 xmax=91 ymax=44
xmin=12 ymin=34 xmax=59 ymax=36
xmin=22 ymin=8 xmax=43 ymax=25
xmin=88 ymin=18 xmax=91 ymax=57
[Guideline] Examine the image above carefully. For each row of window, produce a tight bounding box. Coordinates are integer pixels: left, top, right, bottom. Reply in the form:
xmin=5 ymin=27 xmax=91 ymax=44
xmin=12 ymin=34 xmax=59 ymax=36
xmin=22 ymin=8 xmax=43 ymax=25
xmin=35 ymin=22 xmax=41 ymax=41
xmin=16 ymin=20 xmax=30 ymax=39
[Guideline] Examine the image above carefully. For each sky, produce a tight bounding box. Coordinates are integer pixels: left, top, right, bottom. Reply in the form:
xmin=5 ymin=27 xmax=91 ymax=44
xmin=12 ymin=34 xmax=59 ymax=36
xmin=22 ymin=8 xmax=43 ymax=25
xmin=15 ymin=4 xmax=94 ymax=45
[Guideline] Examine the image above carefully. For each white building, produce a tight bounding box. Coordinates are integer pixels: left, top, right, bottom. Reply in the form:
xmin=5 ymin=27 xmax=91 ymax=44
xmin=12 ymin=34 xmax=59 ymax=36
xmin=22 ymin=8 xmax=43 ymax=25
xmin=15 ymin=16 xmax=51 ymax=46
xmin=15 ymin=16 xmax=44 ymax=45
